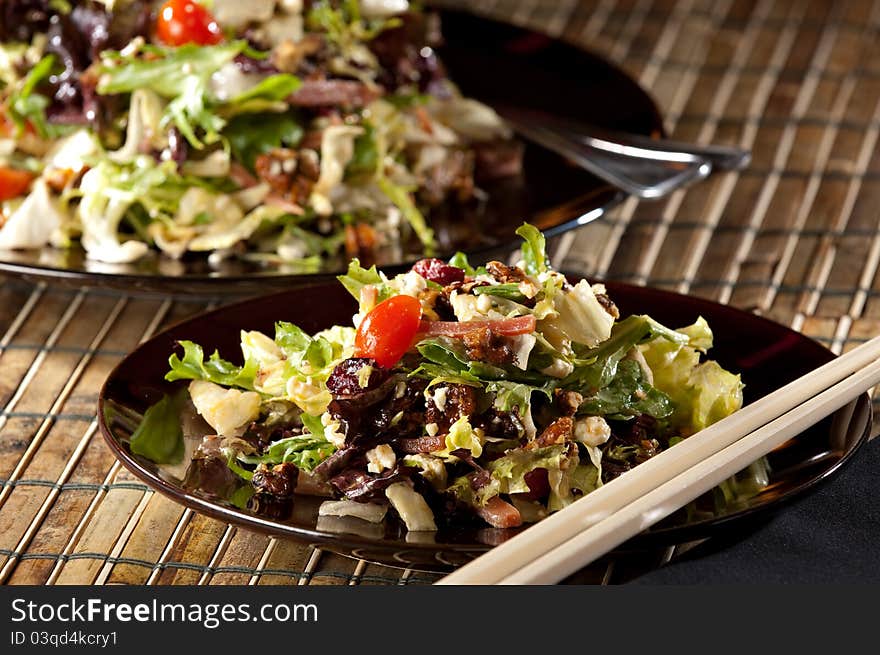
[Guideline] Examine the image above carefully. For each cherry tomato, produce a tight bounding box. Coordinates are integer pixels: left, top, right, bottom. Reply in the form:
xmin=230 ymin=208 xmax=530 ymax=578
xmin=354 ymin=295 xmax=422 ymax=369
xmin=0 ymin=167 xmax=34 ymax=201
xmin=155 ymin=0 xmax=223 ymax=47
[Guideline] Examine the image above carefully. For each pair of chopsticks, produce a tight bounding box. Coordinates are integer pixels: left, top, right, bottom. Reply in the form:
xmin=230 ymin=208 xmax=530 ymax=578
xmin=437 ymin=334 xmax=880 ymax=585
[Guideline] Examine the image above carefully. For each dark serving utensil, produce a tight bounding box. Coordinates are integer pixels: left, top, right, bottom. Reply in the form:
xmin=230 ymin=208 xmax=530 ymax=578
xmin=497 ymin=106 xmax=751 ymax=199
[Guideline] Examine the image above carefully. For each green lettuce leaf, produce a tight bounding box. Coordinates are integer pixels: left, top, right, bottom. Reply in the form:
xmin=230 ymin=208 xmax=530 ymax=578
xmin=274 ymin=321 xmax=313 ymax=355
xmin=97 ymin=41 xmax=259 ymax=148
xmin=247 ymin=433 xmax=336 ymax=471
xmin=578 ymin=359 xmax=674 ymax=420
xmin=229 ymin=74 xmax=301 ymax=107
xmin=447 ymin=251 xmax=486 ymax=276
xmin=562 ymin=315 xmax=688 ymax=392
xmin=128 ymin=391 xmax=186 ymax=464
xmin=336 ymin=258 xmax=395 ymax=304
xmin=640 ymin=317 xmax=744 ymax=434
xmin=7 ymin=54 xmax=67 ymax=139
xmin=223 ymin=112 xmax=304 ymax=172
xmin=473 ymin=283 xmax=528 ymax=303
xmin=165 ymin=340 xmax=258 ymax=390
xmin=345 ymin=123 xmax=379 ymax=179
xmin=488 ymin=444 xmax=572 ymax=494
xmin=516 ymin=223 xmax=548 ymax=275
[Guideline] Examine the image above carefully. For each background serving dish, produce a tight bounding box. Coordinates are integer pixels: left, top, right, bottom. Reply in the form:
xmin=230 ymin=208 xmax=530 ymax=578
xmin=0 ymin=8 xmax=663 ymax=295
xmin=98 ymin=279 xmax=871 ymax=571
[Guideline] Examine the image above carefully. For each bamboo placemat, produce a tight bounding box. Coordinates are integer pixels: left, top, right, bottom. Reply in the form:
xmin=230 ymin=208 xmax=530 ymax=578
xmin=2 ymin=0 xmax=879 ymax=586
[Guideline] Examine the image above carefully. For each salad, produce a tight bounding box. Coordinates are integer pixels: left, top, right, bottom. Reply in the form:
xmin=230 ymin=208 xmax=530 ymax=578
xmin=137 ymin=224 xmax=745 ymax=532
xmin=0 ymin=0 xmax=521 ymax=269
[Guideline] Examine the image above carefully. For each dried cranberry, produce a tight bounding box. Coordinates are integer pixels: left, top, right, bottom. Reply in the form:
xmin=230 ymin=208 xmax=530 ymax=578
xmin=326 ymin=357 xmax=391 ymax=396
xmin=521 ymin=468 xmax=550 ymax=501
xmin=412 ymin=258 xmax=466 ymax=285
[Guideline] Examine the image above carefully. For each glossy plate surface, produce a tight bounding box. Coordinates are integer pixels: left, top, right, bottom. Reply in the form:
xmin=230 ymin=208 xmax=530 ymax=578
xmin=98 ymin=281 xmax=872 ymax=572
xmin=0 ymin=9 xmax=662 ymax=295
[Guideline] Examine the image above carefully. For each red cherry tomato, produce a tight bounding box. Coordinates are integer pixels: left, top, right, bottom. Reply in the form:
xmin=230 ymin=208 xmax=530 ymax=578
xmin=354 ymin=295 xmax=422 ymax=369
xmin=0 ymin=167 xmax=34 ymax=201
xmin=155 ymin=0 xmax=223 ymax=46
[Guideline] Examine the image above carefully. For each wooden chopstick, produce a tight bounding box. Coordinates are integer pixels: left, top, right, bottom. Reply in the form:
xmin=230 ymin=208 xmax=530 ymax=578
xmin=437 ymin=334 xmax=880 ymax=585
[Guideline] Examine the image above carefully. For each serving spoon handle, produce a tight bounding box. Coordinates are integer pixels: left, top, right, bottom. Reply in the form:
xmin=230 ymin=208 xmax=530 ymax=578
xmin=497 ymin=107 xmax=750 ymax=199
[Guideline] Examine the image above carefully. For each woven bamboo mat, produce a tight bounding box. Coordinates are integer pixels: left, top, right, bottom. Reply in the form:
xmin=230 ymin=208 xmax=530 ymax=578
xmin=2 ymin=0 xmax=879 ymax=586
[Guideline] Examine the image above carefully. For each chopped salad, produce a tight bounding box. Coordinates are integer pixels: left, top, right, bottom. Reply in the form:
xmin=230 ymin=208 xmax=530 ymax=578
xmin=0 ymin=0 xmax=521 ymax=268
xmin=139 ymin=224 xmax=745 ymax=532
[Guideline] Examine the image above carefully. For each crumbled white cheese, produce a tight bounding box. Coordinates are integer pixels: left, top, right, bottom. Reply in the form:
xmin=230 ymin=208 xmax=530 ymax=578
xmin=320 ymin=411 xmax=346 ymax=448
xmin=574 ymin=416 xmax=612 ymax=447
xmin=394 ymin=270 xmax=427 ymax=298
xmin=432 ymin=386 xmax=447 ymax=412
xmin=425 ymin=422 xmax=439 ymax=437
xmin=394 ymin=381 xmax=407 ymax=399
xmin=366 ymin=444 xmax=396 ymax=473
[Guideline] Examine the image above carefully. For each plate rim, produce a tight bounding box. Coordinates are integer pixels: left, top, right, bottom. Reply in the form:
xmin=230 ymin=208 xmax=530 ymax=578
xmin=96 ymin=279 xmax=874 ymax=561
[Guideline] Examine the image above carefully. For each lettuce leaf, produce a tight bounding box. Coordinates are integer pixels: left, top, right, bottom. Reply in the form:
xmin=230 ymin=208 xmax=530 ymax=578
xmin=578 ymin=359 xmax=674 ymax=420
xmin=640 ymin=317 xmax=743 ymax=435
xmin=128 ymin=391 xmax=186 ymax=464
xmin=516 ymin=223 xmax=548 ymax=275
xmin=223 ymin=112 xmax=304 ymax=172
xmin=562 ymin=314 xmax=688 ymax=392
xmin=337 ymin=258 xmax=390 ymax=301
xmin=240 ymin=432 xmax=336 ymax=472
xmin=98 ymin=41 xmax=291 ymax=149
xmin=7 ymin=54 xmax=67 ymax=139
xmin=166 ymin=340 xmax=258 ymax=390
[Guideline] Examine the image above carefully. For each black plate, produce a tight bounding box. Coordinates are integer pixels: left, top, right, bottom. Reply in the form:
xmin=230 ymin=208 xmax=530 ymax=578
xmin=0 ymin=8 xmax=662 ymax=295
xmin=97 ymin=280 xmax=872 ymax=572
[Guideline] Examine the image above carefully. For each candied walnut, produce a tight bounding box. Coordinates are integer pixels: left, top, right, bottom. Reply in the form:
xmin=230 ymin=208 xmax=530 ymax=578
xmin=425 ymin=383 xmax=477 ymax=433
xmin=254 ymin=147 xmax=298 ymax=195
xmin=531 ymin=416 xmax=574 ymax=448
xmin=397 ymin=434 xmax=445 ymax=454
xmin=255 ymin=147 xmax=320 ymax=204
xmin=344 ymin=222 xmax=379 ymax=262
xmin=252 ymin=462 xmax=299 ymax=498
xmin=596 ymin=293 xmax=620 ymax=319
xmin=554 ymin=390 xmax=584 ymax=417
xmin=461 ymin=328 xmax=517 ymax=366
xmin=486 ymin=260 xmax=529 ymax=284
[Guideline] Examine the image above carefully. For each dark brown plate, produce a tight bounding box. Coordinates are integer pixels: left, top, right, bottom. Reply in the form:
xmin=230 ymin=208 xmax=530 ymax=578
xmin=0 ymin=8 xmax=662 ymax=295
xmin=97 ymin=280 xmax=872 ymax=572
